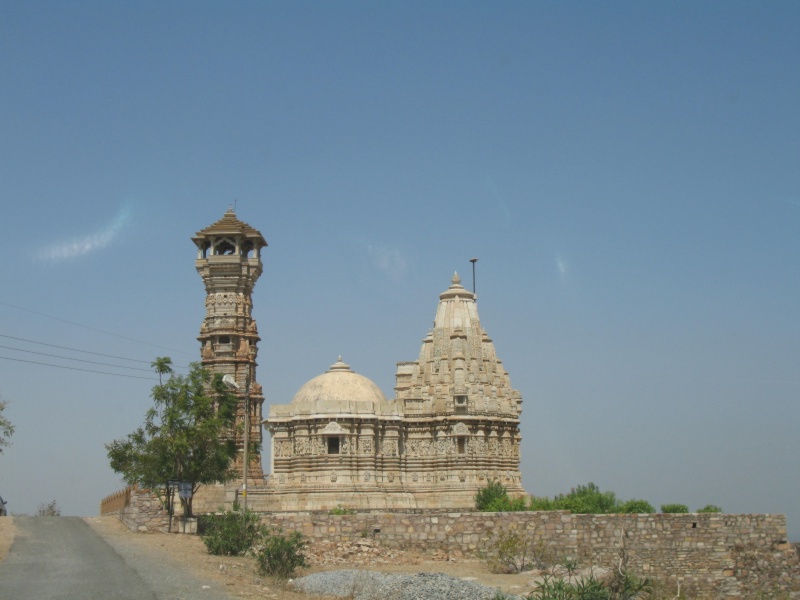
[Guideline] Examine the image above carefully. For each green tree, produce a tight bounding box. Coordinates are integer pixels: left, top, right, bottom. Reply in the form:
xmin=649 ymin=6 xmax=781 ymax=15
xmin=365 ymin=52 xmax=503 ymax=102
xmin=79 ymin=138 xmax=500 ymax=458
xmin=528 ymin=495 xmax=557 ymax=511
xmin=151 ymin=356 xmax=173 ymax=385
xmin=660 ymin=503 xmax=689 ymax=514
xmin=106 ymin=360 xmax=240 ymax=517
xmin=475 ymin=480 xmax=509 ymax=511
xmin=555 ymin=483 xmax=619 ymax=514
xmin=485 ymin=495 xmax=528 ymax=512
xmin=618 ymin=499 xmax=655 ymax=514
xmin=696 ymin=504 xmax=722 ymax=513
xmin=0 ymin=394 xmax=14 ymax=454
xmin=529 ymin=484 xmax=657 ymax=515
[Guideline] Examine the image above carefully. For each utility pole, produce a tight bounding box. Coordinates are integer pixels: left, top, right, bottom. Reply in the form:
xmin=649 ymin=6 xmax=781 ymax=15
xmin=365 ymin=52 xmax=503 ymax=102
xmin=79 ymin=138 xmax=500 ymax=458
xmin=222 ymin=370 xmax=251 ymax=515
xmin=242 ymin=368 xmax=251 ymax=514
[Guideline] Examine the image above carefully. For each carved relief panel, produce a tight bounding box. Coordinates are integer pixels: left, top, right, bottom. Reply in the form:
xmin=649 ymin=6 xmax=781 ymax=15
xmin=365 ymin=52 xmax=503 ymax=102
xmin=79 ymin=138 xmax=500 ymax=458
xmin=358 ymin=437 xmax=374 ymax=455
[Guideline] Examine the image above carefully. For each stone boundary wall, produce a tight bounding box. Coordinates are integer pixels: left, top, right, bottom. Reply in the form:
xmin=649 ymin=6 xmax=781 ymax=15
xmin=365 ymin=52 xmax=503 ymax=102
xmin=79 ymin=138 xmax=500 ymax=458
xmin=99 ymin=486 xmax=130 ymax=514
xmin=100 ymin=485 xmax=170 ymax=533
xmin=264 ymin=510 xmax=799 ymax=599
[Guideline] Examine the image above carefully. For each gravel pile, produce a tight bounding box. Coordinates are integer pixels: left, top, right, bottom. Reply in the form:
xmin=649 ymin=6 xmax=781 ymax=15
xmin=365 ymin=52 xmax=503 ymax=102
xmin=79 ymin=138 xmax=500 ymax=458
xmin=292 ymin=570 xmax=524 ymax=600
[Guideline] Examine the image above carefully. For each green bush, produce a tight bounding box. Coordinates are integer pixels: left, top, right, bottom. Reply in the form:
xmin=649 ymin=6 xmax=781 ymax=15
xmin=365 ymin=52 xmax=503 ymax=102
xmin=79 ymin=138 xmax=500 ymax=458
xmin=557 ymin=483 xmax=619 ymax=514
xmin=475 ymin=480 xmax=509 ymax=511
xmin=527 ymin=561 xmax=653 ymax=599
xmin=605 ymin=569 xmax=653 ymax=600
xmin=696 ymin=504 xmax=722 ymax=513
xmin=485 ymin=495 xmax=528 ymax=512
xmin=533 ymin=573 xmax=612 ymax=599
xmin=201 ymin=507 xmax=264 ymax=556
xmin=483 ymin=529 xmax=551 ymax=573
xmin=660 ymin=504 xmax=689 ymax=514
xmin=618 ymin=499 xmax=655 ymax=514
xmin=528 ymin=495 xmax=557 ymax=511
xmin=532 ymin=483 xmax=621 ymax=514
xmin=328 ymin=505 xmax=357 ymax=515
xmin=254 ymin=528 xmax=308 ymax=579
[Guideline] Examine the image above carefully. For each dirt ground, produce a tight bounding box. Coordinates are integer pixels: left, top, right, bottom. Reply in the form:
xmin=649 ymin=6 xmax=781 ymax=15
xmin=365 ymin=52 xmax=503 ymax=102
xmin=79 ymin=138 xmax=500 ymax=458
xmin=83 ymin=516 xmax=535 ymax=599
xmin=0 ymin=517 xmax=15 ymax=562
xmin=0 ymin=515 xmax=535 ymax=598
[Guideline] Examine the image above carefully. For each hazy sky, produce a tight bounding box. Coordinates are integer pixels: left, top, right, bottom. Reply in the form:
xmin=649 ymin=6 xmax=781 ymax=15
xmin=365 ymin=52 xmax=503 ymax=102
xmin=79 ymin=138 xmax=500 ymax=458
xmin=1 ymin=2 xmax=798 ymax=539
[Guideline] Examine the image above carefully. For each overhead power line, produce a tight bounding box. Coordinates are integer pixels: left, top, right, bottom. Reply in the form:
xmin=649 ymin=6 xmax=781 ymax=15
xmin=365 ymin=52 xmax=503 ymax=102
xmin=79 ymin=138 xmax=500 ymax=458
xmin=0 ymin=334 xmax=190 ymax=369
xmin=0 ymin=344 xmax=155 ymax=372
xmin=0 ymin=355 xmax=158 ymax=381
xmin=0 ymin=300 xmax=195 ymax=357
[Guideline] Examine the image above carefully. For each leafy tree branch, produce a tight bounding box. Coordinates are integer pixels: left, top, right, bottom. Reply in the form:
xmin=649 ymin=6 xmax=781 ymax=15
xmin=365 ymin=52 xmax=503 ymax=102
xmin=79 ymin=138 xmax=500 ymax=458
xmin=106 ymin=359 xmax=240 ymax=517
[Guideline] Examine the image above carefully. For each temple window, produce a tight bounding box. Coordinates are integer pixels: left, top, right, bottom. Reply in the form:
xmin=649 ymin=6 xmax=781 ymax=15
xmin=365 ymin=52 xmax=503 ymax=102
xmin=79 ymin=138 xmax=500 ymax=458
xmin=214 ymin=239 xmax=236 ymax=255
xmin=327 ymin=437 xmax=340 ymax=455
xmin=457 ymin=437 xmax=466 ymax=454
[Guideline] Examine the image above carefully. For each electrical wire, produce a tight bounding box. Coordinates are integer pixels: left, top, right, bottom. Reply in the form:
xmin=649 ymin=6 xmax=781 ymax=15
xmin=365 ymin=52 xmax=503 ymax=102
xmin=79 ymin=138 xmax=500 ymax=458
xmin=0 ymin=344 xmax=155 ymax=372
xmin=0 ymin=334 xmax=190 ymax=369
xmin=0 ymin=300 xmax=195 ymax=357
xmin=0 ymin=355 xmax=158 ymax=381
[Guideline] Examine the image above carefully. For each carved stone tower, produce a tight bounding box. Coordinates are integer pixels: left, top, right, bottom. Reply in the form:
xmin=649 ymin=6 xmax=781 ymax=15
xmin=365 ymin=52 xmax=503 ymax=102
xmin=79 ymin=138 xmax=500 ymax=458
xmin=393 ymin=272 xmax=524 ymax=498
xmin=192 ymin=208 xmax=267 ymax=483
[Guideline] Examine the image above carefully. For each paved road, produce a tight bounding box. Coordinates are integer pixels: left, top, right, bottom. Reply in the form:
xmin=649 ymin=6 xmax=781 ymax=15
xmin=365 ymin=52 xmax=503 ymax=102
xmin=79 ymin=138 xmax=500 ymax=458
xmin=0 ymin=517 xmax=234 ymax=600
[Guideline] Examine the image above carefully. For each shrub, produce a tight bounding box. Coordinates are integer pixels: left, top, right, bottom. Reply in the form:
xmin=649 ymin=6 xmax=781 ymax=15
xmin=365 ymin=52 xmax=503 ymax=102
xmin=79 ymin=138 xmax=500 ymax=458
xmin=201 ymin=507 xmax=263 ymax=556
xmin=528 ymin=495 xmax=557 ymax=511
xmin=475 ymin=480 xmax=508 ymax=511
xmin=482 ymin=525 xmax=554 ymax=574
xmin=696 ymin=504 xmax=722 ymax=513
xmin=561 ymin=557 xmax=579 ymax=576
xmin=528 ymin=571 xmax=657 ymax=600
xmin=660 ymin=504 xmax=689 ymax=514
xmin=485 ymin=495 xmax=528 ymax=512
xmin=605 ymin=569 xmax=653 ymax=600
xmin=533 ymin=483 xmax=622 ymax=514
xmin=254 ymin=528 xmax=308 ymax=579
xmin=570 ymin=574 xmax=612 ymax=599
xmin=533 ymin=573 xmax=616 ymax=599
xmin=36 ymin=500 xmax=61 ymax=516
xmin=328 ymin=505 xmax=357 ymax=515
xmin=483 ymin=530 xmax=532 ymax=573
xmin=618 ymin=499 xmax=655 ymax=514
xmin=557 ymin=483 xmax=618 ymax=514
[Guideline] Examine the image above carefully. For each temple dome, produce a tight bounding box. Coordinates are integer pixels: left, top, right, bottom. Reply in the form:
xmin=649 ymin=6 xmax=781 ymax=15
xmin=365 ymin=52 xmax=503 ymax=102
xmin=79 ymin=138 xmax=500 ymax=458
xmin=290 ymin=357 xmax=388 ymax=406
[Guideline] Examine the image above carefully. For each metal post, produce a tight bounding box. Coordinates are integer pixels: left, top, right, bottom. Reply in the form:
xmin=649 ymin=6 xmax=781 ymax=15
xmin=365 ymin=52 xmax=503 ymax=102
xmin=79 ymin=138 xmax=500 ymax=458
xmin=242 ymin=368 xmax=251 ymax=514
xmin=167 ymin=480 xmax=173 ymax=533
xmin=470 ymin=258 xmax=478 ymax=295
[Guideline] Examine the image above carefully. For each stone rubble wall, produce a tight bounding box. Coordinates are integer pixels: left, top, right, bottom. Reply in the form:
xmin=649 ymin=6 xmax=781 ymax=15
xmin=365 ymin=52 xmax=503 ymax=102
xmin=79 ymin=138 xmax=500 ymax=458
xmin=263 ymin=510 xmax=799 ymax=599
xmin=100 ymin=485 xmax=170 ymax=533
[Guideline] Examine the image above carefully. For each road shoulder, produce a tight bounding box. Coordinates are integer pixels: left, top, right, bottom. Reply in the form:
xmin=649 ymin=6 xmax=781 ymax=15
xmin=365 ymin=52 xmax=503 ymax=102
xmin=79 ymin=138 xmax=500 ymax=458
xmin=0 ymin=517 xmax=15 ymax=562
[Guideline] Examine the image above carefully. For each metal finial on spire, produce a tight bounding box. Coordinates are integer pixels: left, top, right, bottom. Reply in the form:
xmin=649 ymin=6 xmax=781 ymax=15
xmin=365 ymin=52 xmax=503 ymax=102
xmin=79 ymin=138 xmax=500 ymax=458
xmin=470 ymin=258 xmax=478 ymax=295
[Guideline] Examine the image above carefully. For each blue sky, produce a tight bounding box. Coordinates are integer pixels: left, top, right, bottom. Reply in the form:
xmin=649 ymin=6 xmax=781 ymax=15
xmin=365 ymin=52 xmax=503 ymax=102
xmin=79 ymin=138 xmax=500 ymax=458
xmin=1 ymin=2 xmax=798 ymax=539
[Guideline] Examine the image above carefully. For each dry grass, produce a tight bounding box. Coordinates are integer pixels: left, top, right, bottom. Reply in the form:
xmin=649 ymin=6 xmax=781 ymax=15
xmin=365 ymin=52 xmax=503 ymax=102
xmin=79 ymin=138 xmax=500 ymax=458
xmin=0 ymin=517 xmax=16 ymax=562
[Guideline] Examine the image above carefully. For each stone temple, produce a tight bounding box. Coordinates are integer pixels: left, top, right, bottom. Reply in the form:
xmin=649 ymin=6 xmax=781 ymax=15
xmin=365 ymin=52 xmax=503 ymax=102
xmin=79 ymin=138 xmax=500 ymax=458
xmin=193 ymin=209 xmax=524 ymax=511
